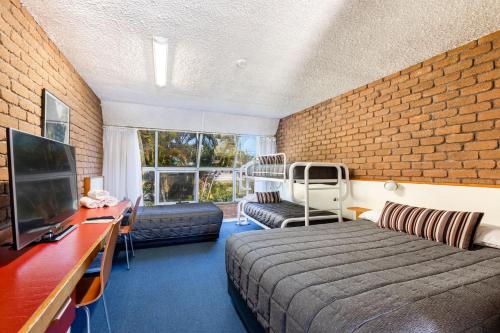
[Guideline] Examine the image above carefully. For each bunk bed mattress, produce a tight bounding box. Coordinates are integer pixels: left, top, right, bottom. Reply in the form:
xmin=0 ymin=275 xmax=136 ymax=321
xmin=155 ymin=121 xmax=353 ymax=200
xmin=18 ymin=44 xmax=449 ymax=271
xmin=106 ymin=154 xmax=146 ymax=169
xmin=130 ymin=203 xmax=223 ymax=243
xmin=243 ymin=201 xmax=338 ymax=228
xmin=248 ymin=164 xmax=346 ymax=180
xmin=225 ymin=220 xmax=500 ymax=333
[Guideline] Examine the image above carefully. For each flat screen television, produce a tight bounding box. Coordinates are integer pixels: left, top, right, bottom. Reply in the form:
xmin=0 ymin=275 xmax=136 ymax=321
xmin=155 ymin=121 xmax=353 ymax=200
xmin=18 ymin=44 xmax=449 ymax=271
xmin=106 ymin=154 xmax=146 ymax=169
xmin=7 ymin=129 xmax=78 ymax=250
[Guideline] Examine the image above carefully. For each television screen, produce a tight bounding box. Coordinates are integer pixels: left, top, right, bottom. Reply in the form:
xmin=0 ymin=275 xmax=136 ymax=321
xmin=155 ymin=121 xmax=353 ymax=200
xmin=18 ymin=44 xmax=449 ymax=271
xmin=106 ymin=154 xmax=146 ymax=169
xmin=8 ymin=129 xmax=78 ymax=250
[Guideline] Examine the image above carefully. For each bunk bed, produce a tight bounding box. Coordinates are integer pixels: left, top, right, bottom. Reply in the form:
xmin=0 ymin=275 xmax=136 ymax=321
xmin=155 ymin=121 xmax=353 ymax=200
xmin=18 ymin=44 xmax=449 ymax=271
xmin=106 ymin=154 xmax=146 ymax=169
xmin=237 ymin=153 xmax=350 ymax=229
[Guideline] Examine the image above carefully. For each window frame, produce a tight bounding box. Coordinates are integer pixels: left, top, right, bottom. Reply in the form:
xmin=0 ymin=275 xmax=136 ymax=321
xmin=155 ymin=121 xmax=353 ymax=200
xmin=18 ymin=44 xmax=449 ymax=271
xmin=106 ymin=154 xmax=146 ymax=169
xmin=138 ymin=129 xmax=265 ymax=205
xmin=156 ymin=169 xmax=198 ymax=204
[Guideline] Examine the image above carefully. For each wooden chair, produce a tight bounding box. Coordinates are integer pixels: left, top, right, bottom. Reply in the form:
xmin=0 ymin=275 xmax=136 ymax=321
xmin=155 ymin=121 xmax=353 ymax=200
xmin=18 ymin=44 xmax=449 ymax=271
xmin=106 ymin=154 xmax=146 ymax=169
xmin=120 ymin=195 xmax=142 ymax=270
xmin=75 ymin=216 xmax=122 ymax=333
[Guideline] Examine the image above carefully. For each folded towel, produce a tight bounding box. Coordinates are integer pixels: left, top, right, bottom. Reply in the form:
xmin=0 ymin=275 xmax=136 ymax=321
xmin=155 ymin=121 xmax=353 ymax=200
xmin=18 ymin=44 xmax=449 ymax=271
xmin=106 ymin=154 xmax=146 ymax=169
xmin=80 ymin=197 xmax=104 ymax=209
xmin=102 ymin=197 xmax=119 ymax=207
xmin=88 ymin=190 xmax=110 ymax=201
xmin=80 ymin=195 xmax=119 ymax=209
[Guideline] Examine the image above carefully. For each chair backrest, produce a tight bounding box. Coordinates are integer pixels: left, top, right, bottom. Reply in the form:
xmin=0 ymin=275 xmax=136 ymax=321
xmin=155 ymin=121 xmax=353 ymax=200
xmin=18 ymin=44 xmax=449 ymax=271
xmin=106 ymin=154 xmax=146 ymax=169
xmin=100 ymin=216 xmax=122 ymax=292
xmin=128 ymin=195 xmax=142 ymax=229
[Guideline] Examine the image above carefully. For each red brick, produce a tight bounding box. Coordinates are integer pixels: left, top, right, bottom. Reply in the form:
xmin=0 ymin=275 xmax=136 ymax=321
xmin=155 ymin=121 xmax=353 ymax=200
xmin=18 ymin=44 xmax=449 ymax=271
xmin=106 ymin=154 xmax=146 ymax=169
xmin=476 ymin=129 xmax=500 ymax=141
xmin=478 ymin=68 xmax=500 ymax=82
xmin=446 ymin=133 xmax=474 ymax=143
xmin=423 ymin=169 xmax=447 ymax=178
xmin=478 ymin=109 xmax=500 ymax=121
xmin=462 ymin=121 xmax=494 ymax=132
xmin=464 ymin=140 xmax=498 ymax=151
xmin=447 ymin=95 xmax=476 ymax=108
xmin=448 ymin=170 xmax=477 ymax=178
xmin=477 ymin=89 xmax=500 ymax=102
xmin=443 ymin=59 xmax=473 ymax=74
xmin=446 ymin=114 xmax=476 ymax=125
xmin=460 ymin=43 xmax=492 ymax=60
xmin=462 ymin=61 xmax=494 ymax=78
xmin=478 ymin=169 xmax=500 ymax=179
xmin=447 ymin=77 xmax=476 ymax=91
xmin=459 ymin=102 xmax=491 ymax=114
xmin=463 ymin=160 xmax=496 ymax=169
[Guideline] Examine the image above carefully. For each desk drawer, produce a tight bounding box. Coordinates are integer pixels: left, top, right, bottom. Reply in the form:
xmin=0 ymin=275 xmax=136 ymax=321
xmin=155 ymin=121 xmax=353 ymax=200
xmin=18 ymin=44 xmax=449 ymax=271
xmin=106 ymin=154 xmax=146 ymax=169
xmin=46 ymin=296 xmax=75 ymax=333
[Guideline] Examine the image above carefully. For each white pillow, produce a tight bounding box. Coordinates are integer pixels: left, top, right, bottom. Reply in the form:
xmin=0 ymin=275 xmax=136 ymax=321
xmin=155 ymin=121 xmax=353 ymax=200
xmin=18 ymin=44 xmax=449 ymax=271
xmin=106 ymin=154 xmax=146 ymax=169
xmin=358 ymin=209 xmax=381 ymax=223
xmin=473 ymin=223 xmax=500 ymax=249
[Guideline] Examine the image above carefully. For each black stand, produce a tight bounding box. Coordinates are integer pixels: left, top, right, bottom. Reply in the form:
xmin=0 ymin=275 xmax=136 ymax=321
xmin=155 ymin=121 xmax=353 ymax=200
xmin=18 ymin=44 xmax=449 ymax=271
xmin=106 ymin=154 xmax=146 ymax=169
xmin=39 ymin=224 xmax=78 ymax=243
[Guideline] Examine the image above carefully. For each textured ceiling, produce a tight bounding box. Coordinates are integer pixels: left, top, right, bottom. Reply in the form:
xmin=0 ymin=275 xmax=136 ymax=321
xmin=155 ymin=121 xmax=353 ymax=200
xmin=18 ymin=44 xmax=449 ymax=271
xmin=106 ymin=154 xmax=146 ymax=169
xmin=22 ymin=0 xmax=500 ymax=118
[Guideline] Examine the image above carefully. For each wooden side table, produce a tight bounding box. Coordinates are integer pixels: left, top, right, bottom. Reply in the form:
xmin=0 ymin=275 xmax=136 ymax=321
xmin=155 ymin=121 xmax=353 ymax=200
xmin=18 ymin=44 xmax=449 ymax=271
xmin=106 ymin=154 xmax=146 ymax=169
xmin=347 ymin=207 xmax=370 ymax=220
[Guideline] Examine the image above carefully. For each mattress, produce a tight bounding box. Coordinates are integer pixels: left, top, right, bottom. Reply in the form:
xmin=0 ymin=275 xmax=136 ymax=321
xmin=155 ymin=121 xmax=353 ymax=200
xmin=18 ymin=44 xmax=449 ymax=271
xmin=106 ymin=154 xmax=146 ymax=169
xmin=247 ymin=164 xmax=346 ymax=181
xmin=243 ymin=201 xmax=338 ymax=228
xmin=225 ymin=220 xmax=500 ymax=333
xmin=130 ymin=202 xmax=223 ymax=244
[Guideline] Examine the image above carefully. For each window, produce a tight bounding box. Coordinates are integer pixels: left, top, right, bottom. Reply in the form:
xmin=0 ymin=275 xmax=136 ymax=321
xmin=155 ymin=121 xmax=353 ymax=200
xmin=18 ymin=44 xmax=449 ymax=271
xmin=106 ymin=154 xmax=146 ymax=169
xmin=159 ymin=172 xmax=196 ymax=203
xmin=138 ymin=129 xmax=268 ymax=205
xmin=142 ymin=170 xmax=155 ymax=206
xmin=199 ymin=134 xmax=236 ymax=167
xmin=158 ymin=131 xmax=198 ymax=167
xmin=199 ymin=170 xmax=234 ymax=202
xmin=138 ymin=130 xmax=155 ymax=167
xmin=236 ymin=177 xmax=254 ymax=199
xmin=235 ymin=135 xmax=257 ymax=167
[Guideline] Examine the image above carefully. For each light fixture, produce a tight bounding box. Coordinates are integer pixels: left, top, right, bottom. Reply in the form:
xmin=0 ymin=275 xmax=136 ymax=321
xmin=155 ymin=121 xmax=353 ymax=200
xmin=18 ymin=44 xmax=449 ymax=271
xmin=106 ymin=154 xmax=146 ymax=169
xmin=153 ymin=36 xmax=168 ymax=87
xmin=384 ymin=180 xmax=399 ymax=191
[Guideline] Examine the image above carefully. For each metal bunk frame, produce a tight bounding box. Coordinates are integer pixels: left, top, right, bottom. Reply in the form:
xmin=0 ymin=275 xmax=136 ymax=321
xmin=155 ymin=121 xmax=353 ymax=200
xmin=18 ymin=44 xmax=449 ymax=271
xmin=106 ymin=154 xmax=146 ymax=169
xmin=237 ymin=154 xmax=350 ymax=229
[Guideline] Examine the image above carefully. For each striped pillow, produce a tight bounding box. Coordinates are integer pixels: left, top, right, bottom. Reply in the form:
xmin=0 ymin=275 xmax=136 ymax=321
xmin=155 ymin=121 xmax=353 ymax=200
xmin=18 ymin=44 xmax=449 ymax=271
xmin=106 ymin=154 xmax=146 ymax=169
xmin=256 ymin=191 xmax=281 ymax=204
xmin=258 ymin=155 xmax=284 ymax=164
xmin=378 ymin=201 xmax=483 ymax=250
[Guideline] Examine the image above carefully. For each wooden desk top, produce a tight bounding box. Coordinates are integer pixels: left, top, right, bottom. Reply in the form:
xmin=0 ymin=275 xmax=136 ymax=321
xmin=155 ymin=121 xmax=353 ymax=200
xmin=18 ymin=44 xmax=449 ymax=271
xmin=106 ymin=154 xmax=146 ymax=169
xmin=0 ymin=201 xmax=130 ymax=333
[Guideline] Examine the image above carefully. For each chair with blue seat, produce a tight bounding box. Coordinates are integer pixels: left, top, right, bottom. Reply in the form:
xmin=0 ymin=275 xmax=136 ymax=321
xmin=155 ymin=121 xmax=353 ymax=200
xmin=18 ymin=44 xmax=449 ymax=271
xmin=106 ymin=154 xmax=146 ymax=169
xmin=76 ymin=216 xmax=122 ymax=333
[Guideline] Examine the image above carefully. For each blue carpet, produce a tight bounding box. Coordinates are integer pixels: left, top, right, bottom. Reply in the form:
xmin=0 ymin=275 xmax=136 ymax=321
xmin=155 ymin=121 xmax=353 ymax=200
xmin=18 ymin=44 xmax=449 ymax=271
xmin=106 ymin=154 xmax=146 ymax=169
xmin=72 ymin=221 xmax=261 ymax=333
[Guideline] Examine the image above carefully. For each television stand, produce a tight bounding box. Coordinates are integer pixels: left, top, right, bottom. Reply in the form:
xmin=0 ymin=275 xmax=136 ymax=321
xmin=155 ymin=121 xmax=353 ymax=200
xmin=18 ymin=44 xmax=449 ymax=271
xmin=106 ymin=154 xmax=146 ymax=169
xmin=39 ymin=224 xmax=78 ymax=243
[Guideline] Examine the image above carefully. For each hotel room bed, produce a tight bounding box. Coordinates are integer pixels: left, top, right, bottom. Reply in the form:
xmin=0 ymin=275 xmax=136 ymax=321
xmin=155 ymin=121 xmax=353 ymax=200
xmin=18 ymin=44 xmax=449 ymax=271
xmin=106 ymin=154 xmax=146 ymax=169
xmin=128 ymin=202 xmax=223 ymax=247
xmin=243 ymin=201 xmax=339 ymax=228
xmin=225 ymin=220 xmax=500 ymax=333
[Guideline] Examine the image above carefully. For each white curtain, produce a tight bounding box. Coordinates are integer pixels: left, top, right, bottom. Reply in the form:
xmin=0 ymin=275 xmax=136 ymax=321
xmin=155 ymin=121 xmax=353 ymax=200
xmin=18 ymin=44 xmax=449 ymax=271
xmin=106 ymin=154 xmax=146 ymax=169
xmin=255 ymin=136 xmax=277 ymax=192
xmin=103 ymin=127 xmax=142 ymax=203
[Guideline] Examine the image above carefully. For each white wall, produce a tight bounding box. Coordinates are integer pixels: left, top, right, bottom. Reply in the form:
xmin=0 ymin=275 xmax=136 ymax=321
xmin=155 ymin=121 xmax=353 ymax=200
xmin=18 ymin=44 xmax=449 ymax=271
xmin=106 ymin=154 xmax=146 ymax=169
xmin=281 ymin=180 xmax=500 ymax=227
xmin=102 ymin=101 xmax=279 ymax=136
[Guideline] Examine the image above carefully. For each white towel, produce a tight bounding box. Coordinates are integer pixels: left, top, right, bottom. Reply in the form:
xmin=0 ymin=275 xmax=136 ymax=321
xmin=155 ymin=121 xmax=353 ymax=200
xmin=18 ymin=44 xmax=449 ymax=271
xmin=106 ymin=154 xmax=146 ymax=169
xmin=87 ymin=190 xmax=111 ymax=201
xmin=80 ymin=196 xmax=104 ymax=209
xmin=80 ymin=195 xmax=119 ymax=208
xmin=102 ymin=197 xmax=119 ymax=207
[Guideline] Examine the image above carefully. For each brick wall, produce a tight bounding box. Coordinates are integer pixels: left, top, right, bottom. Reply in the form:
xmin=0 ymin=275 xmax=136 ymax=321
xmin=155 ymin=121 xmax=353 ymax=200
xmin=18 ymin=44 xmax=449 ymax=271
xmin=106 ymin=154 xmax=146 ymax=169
xmin=277 ymin=31 xmax=500 ymax=185
xmin=0 ymin=0 xmax=103 ymax=243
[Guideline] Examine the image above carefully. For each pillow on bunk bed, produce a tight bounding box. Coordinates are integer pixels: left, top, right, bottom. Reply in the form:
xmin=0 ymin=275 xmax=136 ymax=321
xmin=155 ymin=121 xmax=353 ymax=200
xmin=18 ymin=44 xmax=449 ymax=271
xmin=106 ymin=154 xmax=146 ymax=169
xmin=256 ymin=191 xmax=281 ymax=204
xmin=258 ymin=155 xmax=284 ymax=164
xmin=378 ymin=201 xmax=483 ymax=250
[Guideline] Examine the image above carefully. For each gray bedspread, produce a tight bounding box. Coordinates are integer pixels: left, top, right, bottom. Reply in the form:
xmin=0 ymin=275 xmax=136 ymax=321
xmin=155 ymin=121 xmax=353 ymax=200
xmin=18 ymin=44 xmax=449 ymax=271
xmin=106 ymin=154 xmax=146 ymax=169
xmin=225 ymin=220 xmax=500 ymax=333
xmin=131 ymin=202 xmax=223 ymax=243
xmin=244 ymin=201 xmax=338 ymax=228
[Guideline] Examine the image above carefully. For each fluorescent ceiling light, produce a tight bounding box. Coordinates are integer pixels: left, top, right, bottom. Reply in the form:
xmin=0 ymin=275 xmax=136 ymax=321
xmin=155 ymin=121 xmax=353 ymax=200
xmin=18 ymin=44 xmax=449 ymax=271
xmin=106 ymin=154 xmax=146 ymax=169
xmin=153 ymin=36 xmax=168 ymax=87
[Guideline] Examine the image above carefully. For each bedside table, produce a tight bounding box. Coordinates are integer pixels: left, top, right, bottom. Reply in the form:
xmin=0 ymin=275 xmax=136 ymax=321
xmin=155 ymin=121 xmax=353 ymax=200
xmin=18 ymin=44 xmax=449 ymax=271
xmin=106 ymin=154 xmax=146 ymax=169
xmin=347 ymin=207 xmax=370 ymax=220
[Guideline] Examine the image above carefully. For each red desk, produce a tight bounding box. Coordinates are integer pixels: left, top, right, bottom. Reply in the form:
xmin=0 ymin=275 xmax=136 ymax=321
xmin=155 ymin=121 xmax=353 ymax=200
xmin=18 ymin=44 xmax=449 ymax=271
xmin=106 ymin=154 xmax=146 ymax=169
xmin=0 ymin=201 xmax=130 ymax=333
